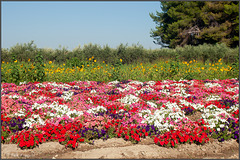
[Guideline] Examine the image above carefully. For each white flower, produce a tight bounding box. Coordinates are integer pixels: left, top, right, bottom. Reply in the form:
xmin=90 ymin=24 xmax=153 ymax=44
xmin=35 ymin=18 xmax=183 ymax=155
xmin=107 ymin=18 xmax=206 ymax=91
xmin=19 ymin=81 xmax=27 ymax=85
xmin=90 ymin=89 xmax=97 ymax=93
xmin=146 ymin=101 xmax=157 ymax=108
xmin=204 ymin=82 xmax=222 ymax=88
xmin=217 ymin=128 xmax=220 ymax=132
xmin=118 ymin=94 xmax=140 ymax=105
xmin=219 ymin=124 xmax=225 ymax=128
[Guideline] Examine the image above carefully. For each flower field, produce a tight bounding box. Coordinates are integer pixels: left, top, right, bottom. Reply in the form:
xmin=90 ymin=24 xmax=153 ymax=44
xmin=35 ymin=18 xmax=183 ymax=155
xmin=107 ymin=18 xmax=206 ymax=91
xmin=1 ymin=58 xmax=238 ymax=84
xmin=1 ymin=78 xmax=239 ymax=150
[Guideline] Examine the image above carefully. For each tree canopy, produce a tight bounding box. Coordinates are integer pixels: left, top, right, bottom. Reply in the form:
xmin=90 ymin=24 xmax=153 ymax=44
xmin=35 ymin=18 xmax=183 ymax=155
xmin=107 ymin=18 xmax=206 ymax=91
xmin=150 ymin=1 xmax=239 ymax=48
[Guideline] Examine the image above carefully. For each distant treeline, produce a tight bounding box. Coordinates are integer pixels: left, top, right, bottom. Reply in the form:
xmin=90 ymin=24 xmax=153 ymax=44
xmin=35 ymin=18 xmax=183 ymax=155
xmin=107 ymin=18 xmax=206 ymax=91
xmin=1 ymin=41 xmax=239 ymax=65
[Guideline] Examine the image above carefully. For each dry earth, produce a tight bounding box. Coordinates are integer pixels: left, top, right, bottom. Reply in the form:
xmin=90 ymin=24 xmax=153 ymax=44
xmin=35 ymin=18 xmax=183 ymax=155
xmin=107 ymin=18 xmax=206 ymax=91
xmin=1 ymin=137 xmax=239 ymax=159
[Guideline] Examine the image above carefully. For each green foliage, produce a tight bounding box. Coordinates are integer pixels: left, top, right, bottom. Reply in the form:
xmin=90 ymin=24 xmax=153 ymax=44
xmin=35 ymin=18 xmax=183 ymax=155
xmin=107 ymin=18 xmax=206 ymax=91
xmin=66 ymin=57 xmax=82 ymax=68
xmin=9 ymin=40 xmax=38 ymax=62
xmin=10 ymin=53 xmax=20 ymax=84
xmin=111 ymin=59 xmax=123 ymax=81
xmin=1 ymin=42 xmax=238 ymax=68
xmin=150 ymin=1 xmax=239 ymax=48
xmin=34 ymin=52 xmax=45 ymax=82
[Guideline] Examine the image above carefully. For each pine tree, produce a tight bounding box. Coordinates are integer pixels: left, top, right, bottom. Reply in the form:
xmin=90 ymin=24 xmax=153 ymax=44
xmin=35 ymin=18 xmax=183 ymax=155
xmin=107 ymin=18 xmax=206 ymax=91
xmin=150 ymin=1 xmax=239 ymax=48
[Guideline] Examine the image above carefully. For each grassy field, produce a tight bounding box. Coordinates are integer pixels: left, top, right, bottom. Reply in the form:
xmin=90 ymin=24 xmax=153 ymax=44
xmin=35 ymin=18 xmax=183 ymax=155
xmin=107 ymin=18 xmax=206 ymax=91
xmin=1 ymin=57 xmax=239 ymax=84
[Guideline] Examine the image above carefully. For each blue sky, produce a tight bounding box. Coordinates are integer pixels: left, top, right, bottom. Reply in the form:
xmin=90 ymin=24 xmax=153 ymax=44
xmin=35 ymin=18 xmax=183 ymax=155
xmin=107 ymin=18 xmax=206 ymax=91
xmin=1 ymin=1 xmax=162 ymax=50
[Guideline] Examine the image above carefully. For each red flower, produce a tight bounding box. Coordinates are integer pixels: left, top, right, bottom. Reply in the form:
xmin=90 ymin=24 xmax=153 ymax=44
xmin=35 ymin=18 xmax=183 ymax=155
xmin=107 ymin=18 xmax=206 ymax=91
xmin=125 ymin=135 xmax=129 ymax=140
xmin=159 ymin=140 xmax=164 ymax=146
xmin=164 ymin=140 xmax=168 ymax=145
xmin=154 ymin=137 xmax=159 ymax=144
xmin=117 ymin=133 xmax=121 ymax=137
xmin=171 ymin=140 xmax=174 ymax=147
xmin=145 ymin=132 xmax=148 ymax=137
xmin=105 ymin=125 xmax=109 ymax=129
xmin=26 ymin=141 xmax=31 ymax=148
xmin=1 ymin=136 xmax=4 ymax=141
xmin=142 ymin=129 xmax=146 ymax=133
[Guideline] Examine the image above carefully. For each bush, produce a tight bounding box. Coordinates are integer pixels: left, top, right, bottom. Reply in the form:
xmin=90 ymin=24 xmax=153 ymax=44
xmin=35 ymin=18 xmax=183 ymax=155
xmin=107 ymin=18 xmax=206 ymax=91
xmin=1 ymin=41 xmax=238 ymax=65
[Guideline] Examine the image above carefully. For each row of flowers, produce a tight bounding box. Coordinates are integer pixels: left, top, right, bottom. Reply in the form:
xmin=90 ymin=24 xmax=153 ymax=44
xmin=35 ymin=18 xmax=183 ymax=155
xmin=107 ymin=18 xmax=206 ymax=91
xmin=1 ymin=78 xmax=239 ymax=149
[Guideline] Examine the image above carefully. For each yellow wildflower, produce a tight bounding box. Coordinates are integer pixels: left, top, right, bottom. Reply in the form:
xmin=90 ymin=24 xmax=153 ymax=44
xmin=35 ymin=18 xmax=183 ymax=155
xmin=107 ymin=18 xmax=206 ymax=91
xmin=49 ymin=61 xmax=52 ymax=64
xmin=14 ymin=60 xmax=17 ymax=63
xmin=94 ymin=60 xmax=96 ymax=62
xmin=103 ymin=61 xmax=105 ymax=63
xmin=2 ymin=61 xmax=4 ymax=64
xmin=120 ymin=59 xmax=122 ymax=62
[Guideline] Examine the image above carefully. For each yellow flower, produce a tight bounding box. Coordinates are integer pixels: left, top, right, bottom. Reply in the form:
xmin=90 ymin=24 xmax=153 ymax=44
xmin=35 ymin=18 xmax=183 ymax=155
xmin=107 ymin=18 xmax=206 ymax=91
xmin=202 ymin=67 xmax=204 ymax=70
xmin=87 ymin=64 xmax=89 ymax=67
xmin=94 ymin=60 xmax=96 ymax=62
xmin=7 ymin=62 xmax=9 ymax=64
xmin=92 ymin=56 xmax=94 ymax=59
xmin=189 ymin=61 xmax=192 ymax=63
xmin=14 ymin=60 xmax=17 ymax=63
xmin=156 ymin=69 xmax=158 ymax=72
xmin=2 ymin=61 xmax=4 ymax=64
xmin=212 ymin=64 xmax=214 ymax=66
xmin=120 ymin=59 xmax=122 ymax=62
xmin=63 ymin=63 xmax=65 ymax=66
xmin=49 ymin=61 xmax=52 ymax=64
xmin=28 ymin=58 xmax=31 ymax=62
xmin=103 ymin=61 xmax=105 ymax=63
xmin=218 ymin=58 xmax=222 ymax=62
xmin=89 ymin=58 xmax=92 ymax=61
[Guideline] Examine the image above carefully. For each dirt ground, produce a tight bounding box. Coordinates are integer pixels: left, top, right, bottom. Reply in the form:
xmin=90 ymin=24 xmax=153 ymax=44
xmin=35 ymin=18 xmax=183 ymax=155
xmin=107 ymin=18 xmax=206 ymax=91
xmin=1 ymin=137 xmax=239 ymax=159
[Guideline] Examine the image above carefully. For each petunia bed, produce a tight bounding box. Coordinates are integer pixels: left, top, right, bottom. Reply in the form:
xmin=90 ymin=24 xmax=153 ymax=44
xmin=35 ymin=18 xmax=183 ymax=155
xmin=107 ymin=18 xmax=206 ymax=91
xmin=1 ymin=78 xmax=239 ymax=149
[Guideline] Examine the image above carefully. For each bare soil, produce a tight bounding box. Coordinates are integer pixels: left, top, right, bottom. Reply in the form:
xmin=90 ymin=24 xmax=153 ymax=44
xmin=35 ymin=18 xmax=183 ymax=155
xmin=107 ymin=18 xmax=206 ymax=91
xmin=1 ymin=138 xmax=239 ymax=159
